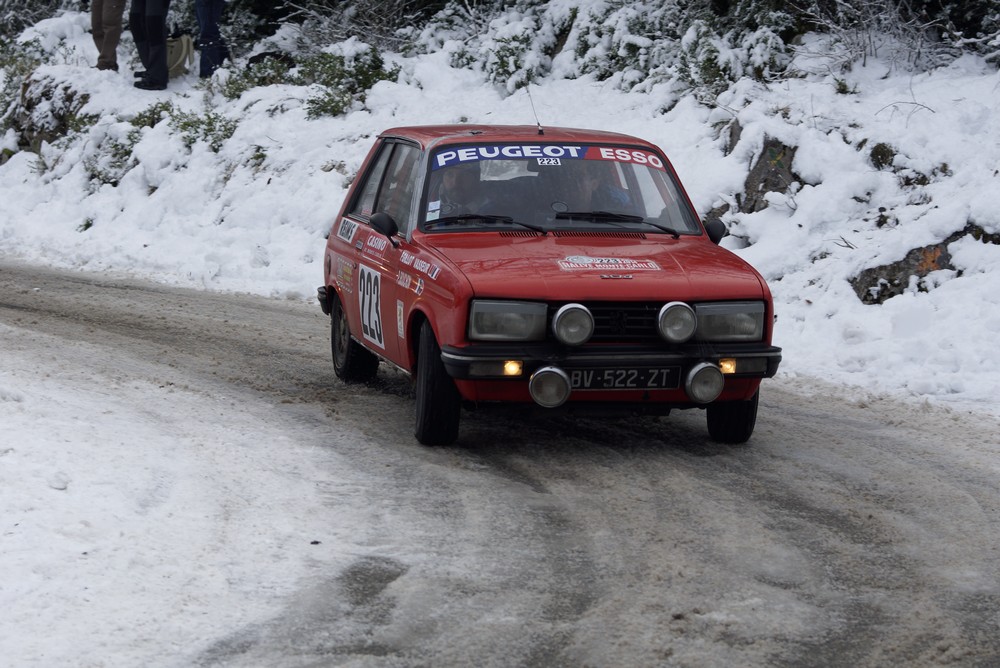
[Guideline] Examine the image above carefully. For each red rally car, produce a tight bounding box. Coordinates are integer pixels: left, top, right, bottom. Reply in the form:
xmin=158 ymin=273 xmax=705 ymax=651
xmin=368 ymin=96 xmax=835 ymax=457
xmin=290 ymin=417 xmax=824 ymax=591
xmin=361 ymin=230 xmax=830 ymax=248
xmin=318 ymin=125 xmax=781 ymax=445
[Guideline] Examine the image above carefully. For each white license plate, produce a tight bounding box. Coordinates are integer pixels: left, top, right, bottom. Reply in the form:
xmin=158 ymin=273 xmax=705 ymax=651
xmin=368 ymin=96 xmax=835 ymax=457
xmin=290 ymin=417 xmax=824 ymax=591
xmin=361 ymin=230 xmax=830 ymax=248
xmin=569 ymin=367 xmax=681 ymax=390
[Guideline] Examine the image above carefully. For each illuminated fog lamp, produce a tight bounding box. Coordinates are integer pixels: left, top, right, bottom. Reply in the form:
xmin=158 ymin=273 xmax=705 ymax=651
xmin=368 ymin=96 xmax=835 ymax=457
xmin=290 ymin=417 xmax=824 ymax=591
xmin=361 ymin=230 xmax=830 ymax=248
xmin=529 ymin=366 xmax=572 ymax=408
xmin=503 ymin=360 xmax=523 ymax=377
xmin=658 ymin=302 xmax=697 ymax=343
xmin=719 ymin=358 xmax=737 ymax=375
xmin=685 ymin=362 xmax=725 ymax=404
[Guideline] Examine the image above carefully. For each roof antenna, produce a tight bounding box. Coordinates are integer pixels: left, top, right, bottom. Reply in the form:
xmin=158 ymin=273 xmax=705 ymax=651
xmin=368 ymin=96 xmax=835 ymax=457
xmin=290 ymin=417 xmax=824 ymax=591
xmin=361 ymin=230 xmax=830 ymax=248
xmin=525 ymin=84 xmax=544 ymax=135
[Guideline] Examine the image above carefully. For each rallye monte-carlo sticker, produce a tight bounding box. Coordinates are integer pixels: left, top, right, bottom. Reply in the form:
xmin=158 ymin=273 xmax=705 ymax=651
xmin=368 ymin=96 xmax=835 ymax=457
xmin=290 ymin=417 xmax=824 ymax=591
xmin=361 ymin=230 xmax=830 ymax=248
xmin=558 ymin=256 xmax=662 ymax=271
xmin=432 ymin=145 xmax=666 ymax=170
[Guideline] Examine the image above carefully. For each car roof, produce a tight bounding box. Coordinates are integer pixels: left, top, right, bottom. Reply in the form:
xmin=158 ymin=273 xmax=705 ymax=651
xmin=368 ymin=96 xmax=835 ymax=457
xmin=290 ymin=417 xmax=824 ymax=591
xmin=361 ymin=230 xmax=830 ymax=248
xmin=378 ymin=124 xmax=660 ymax=152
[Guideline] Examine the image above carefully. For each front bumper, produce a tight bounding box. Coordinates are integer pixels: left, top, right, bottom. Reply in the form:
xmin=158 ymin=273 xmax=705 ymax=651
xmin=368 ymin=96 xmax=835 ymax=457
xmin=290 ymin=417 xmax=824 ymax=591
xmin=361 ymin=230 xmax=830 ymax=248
xmin=441 ymin=341 xmax=782 ymax=382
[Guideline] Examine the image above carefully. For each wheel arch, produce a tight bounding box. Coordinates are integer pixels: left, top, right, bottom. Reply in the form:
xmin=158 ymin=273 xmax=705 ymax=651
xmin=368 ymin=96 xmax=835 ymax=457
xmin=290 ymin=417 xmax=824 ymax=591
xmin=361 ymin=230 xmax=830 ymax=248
xmin=405 ymin=307 xmax=432 ymax=372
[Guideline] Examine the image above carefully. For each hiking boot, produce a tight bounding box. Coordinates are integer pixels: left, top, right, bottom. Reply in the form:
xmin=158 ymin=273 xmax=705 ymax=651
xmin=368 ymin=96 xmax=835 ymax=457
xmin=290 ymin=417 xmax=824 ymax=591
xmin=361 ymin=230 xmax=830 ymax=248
xmin=134 ymin=79 xmax=167 ymax=91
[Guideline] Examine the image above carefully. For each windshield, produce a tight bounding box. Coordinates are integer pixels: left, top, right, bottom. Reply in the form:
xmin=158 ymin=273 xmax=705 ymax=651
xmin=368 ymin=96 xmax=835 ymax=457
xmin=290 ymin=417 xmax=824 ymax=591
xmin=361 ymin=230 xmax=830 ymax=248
xmin=421 ymin=143 xmax=701 ymax=235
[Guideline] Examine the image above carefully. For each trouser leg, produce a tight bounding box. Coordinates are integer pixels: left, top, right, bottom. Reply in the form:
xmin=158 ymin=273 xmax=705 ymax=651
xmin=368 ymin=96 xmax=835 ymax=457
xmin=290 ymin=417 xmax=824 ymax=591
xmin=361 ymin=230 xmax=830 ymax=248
xmin=129 ymin=0 xmax=150 ymax=71
xmin=94 ymin=0 xmax=126 ymax=70
xmin=91 ymin=0 xmax=105 ymax=55
xmin=195 ymin=0 xmax=227 ymax=78
xmin=143 ymin=0 xmax=172 ymax=85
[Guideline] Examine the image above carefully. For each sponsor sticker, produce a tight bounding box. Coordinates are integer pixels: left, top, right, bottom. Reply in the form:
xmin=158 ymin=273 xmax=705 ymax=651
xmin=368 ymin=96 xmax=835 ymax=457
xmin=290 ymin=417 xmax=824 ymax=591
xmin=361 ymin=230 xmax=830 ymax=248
xmin=336 ymin=218 xmax=359 ymax=244
xmin=397 ymin=300 xmax=405 ymax=339
xmin=426 ymin=204 xmax=442 ymax=221
xmin=587 ymin=147 xmax=665 ymax=170
xmin=336 ymin=257 xmax=354 ymax=292
xmin=364 ymin=234 xmax=388 ymax=258
xmin=558 ymin=256 xmax=661 ymax=271
xmin=412 ymin=257 xmax=441 ymax=279
xmin=434 ymin=144 xmax=586 ymax=169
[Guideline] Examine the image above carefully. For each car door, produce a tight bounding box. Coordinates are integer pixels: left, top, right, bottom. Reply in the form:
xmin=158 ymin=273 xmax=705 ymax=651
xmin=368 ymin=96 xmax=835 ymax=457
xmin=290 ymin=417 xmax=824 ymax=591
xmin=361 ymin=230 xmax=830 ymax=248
xmin=338 ymin=139 xmax=421 ymax=365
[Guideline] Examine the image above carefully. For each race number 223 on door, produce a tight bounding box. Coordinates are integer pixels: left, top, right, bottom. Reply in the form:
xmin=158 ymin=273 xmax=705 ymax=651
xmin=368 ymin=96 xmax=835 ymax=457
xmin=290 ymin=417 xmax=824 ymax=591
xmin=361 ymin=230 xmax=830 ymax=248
xmin=358 ymin=264 xmax=384 ymax=349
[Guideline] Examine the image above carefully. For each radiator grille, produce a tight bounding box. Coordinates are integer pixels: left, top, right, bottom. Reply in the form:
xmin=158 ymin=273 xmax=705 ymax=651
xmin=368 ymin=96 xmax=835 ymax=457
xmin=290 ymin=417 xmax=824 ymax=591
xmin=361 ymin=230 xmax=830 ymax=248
xmin=551 ymin=302 xmax=662 ymax=342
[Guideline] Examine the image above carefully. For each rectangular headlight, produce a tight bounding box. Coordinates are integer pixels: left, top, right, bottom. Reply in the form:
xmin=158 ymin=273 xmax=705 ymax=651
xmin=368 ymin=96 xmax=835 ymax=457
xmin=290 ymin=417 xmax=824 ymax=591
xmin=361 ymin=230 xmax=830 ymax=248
xmin=469 ymin=300 xmax=547 ymax=341
xmin=695 ymin=302 xmax=765 ymax=342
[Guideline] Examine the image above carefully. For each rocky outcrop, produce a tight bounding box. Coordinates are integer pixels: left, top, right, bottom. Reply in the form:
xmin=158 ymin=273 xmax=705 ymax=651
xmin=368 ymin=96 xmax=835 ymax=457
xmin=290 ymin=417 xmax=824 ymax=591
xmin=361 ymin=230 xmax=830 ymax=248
xmin=705 ymin=121 xmax=799 ymax=227
xmin=740 ymin=135 xmax=798 ymax=213
xmin=849 ymin=224 xmax=1000 ymax=304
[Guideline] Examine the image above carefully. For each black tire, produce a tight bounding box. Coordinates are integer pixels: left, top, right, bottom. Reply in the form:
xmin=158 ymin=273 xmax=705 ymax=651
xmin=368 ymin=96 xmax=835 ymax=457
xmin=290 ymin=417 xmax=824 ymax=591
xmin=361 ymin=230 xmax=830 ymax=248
xmin=330 ymin=291 xmax=379 ymax=382
xmin=706 ymin=390 xmax=759 ymax=444
xmin=414 ymin=320 xmax=461 ymax=445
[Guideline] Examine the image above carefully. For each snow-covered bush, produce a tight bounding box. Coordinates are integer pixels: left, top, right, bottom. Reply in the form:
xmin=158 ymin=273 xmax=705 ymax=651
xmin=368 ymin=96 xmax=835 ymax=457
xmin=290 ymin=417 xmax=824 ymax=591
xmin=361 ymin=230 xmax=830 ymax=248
xmin=217 ymin=56 xmax=294 ymax=101
xmin=169 ymin=108 xmax=238 ymax=152
xmin=678 ymin=21 xmax=789 ymax=101
xmin=572 ymin=0 xmax=689 ymax=87
xmin=83 ymin=123 xmax=142 ymax=188
xmin=296 ymin=41 xmax=400 ymax=117
xmin=480 ymin=7 xmax=549 ymax=92
xmin=0 ymin=40 xmax=45 ymax=135
xmin=399 ymin=0 xmax=498 ymax=57
xmin=214 ymin=39 xmax=399 ymax=117
xmin=0 ymin=0 xmax=74 ymax=40
xmin=7 ymin=70 xmax=96 ymax=151
xmin=280 ymin=0 xmax=448 ymax=50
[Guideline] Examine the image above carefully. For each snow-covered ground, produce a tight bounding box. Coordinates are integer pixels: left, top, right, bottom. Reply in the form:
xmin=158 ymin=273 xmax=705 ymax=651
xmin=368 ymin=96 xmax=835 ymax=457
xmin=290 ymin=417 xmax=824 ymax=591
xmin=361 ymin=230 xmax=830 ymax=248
xmin=2 ymin=10 xmax=1000 ymax=665
xmin=1 ymin=320 xmax=367 ymax=665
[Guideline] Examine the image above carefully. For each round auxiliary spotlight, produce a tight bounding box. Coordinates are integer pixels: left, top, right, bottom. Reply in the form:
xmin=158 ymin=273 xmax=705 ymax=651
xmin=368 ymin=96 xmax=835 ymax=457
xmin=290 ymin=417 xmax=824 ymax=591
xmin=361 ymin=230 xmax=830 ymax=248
xmin=685 ymin=362 xmax=725 ymax=404
xmin=529 ymin=366 xmax=572 ymax=408
xmin=552 ymin=303 xmax=594 ymax=346
xmin=658 ymin=301 xmax=697 ymax=343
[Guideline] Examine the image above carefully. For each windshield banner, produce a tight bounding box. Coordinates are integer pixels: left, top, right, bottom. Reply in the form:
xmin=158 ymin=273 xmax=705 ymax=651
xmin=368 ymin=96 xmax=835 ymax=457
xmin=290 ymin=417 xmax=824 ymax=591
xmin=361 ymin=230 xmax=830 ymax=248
xmin=433 ymin=145 xmax=665 ymax=171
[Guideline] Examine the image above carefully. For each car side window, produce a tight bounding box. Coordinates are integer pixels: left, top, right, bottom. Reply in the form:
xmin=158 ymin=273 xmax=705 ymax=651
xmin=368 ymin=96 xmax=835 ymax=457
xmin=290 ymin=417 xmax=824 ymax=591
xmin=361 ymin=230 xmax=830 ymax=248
xmin=375 ymin=144 xmax=421 ymax=235
xmin=350 ymin=143 xmax=393 ymax=218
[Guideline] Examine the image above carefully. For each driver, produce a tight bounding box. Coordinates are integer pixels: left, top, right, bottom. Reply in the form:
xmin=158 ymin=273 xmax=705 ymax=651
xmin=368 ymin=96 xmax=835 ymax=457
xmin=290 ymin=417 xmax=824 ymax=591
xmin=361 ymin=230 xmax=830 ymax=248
xmin=565 ymin=159 xmax=631 ymax=212
xmin=437 ymin=162 xmax=487 ymax=214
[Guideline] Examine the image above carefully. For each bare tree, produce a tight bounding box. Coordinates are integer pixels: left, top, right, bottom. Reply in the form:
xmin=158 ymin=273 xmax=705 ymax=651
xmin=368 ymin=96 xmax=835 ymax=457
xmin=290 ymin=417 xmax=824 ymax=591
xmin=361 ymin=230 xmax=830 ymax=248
xmin=282 ymin=0 xmax=448 ymax=49
xmin=795 ymin=0 xmax=957 ymax=70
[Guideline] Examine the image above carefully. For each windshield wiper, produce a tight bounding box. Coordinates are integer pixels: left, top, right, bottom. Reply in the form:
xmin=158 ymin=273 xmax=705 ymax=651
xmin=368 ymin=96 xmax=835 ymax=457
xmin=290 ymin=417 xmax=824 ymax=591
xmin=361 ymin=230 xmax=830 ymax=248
xmin=635 ymin=220 xmax=682 ymax=238
xmin=425 ymin=213 xmax=503 ymax=228
xmin=555 ymin=210 xmax=645 ymax=223
xmin=425 ymin=214 xmax=547 ymax=235
xmin=554 ymin=210 xmax=681 ymax=238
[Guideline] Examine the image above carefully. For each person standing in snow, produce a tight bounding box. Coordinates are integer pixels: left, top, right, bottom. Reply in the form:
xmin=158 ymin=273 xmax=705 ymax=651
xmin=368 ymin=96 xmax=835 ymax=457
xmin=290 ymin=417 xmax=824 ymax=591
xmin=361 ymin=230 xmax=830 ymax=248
xmin=91 ymin=0 xmax=127 ymax=71
xmin=195 ymin=0 xmax=228 ymax=79
xmin=129 ymin=0 xmax=172 ymax=90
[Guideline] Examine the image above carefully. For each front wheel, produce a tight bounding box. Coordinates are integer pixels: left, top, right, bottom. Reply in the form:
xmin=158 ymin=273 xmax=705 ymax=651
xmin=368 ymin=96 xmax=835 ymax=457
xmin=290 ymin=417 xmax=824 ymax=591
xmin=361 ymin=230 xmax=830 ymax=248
xmin=414 ymin=320 xmax=461 ymax=445
xmin=331 ymin=291 xmax=379 ymax=382
xmin=706 ymin=390 xmax=759 ymax=444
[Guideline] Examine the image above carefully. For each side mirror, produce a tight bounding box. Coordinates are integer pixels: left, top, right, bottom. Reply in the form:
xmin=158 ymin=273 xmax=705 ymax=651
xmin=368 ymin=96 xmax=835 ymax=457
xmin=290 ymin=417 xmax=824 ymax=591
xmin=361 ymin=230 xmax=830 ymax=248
xmin=704 ymin=218 xmax=727 ymax=245
xmin=370 ymin=212 xmax=400 ymax=246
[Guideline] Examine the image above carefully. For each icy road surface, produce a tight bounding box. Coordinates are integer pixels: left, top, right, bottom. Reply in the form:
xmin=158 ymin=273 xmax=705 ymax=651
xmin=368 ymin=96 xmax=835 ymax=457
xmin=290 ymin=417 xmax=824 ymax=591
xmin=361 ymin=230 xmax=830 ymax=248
xmin=2 ymin=260 xmax=999 ymax=667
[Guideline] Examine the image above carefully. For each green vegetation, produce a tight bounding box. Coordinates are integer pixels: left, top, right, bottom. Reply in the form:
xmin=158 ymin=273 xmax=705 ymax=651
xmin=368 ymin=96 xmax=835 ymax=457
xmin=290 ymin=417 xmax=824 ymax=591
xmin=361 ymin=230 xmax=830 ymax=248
xmin=168 ymin=109 xmax=238 ymax=152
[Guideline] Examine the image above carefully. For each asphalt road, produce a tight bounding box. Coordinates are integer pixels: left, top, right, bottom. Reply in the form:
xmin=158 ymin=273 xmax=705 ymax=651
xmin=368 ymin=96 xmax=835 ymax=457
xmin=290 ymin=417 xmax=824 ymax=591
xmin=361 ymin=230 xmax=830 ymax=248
xmin=3 ymin=259 xmax=999 ymax=667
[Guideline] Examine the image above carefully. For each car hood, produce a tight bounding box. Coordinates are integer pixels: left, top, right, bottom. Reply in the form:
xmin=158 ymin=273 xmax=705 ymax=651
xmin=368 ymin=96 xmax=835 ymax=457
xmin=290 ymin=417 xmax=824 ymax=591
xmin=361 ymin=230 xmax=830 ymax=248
xmin=424 ymin=233 xmax=767 ymax=301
